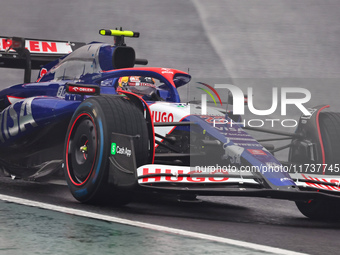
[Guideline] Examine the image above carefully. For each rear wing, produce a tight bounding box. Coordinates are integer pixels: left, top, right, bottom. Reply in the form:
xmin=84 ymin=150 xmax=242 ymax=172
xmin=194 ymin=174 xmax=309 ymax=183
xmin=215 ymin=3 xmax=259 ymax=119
xmin=0 ymin=36 xmax=85 ymax=82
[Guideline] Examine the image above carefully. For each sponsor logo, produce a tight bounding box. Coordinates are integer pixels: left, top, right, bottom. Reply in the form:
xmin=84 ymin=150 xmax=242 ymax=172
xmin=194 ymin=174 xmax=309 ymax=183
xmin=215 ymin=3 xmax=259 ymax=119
xmin=223 ymin=141 xmax=244 ymax=164
xmin=152 ymin=111 xmax=174 ymax=122
xmin=68 ymin=86 xmax=96 ymax=93
xmin=0 ymin=38 xmax=72 ymax=54
xmin=161 ymin=68 xmax=174 ymax=74
xmin=248 ymin=149 xmax=267 ymax=155
xmin=139 ymin=167 xmax=229 ymax=183
xmin=0 ymin=97 xmax=37 ymax=143
xmin=37 ymin=68 xmax=48 ymax=82
xmin=129 ymin=76 xmax=140 ymax=82
xmin=200 ymin=116 xmax=226 ymax=124
xmin=111 ymin=143 xmax=117 ymax=155
xmin=176 ymin=103 xmax=187 ymax=108
xmin=111 ymin=142 xmax=131 ymax=157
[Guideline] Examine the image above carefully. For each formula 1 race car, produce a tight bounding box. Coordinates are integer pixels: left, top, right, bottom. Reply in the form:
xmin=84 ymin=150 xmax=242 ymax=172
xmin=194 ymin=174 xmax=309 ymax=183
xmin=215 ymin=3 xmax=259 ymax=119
xmin=0 ymin=29 xmax=340 ymax=220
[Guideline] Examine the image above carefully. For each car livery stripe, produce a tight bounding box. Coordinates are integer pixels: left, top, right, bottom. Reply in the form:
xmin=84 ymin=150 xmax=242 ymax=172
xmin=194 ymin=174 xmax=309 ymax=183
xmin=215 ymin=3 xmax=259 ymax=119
xmin=136 ymin=164 xmax=258 ymax=184
xmin=7 ymin=95 xmax=25 ymax=104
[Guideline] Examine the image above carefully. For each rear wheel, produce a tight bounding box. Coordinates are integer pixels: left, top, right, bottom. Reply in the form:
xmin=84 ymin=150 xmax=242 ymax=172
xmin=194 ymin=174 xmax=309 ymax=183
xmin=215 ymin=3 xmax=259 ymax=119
xmin=296 ymin=199 xmax=340 ymax=220
xmin=64 ymin=95 xmax=149 ymax=204
xmin=295 ymin=112 xmax=340 ymax=220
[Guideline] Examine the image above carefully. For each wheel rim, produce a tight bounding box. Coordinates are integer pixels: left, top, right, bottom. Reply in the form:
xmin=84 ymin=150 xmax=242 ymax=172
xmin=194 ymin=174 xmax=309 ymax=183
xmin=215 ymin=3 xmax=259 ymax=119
xmin=66 ymin=113 xmax=97 ymax=186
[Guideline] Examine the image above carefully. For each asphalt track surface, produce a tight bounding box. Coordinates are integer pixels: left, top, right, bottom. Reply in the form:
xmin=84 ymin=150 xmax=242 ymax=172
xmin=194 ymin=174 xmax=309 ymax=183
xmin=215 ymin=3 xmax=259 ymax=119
xmin=1 ymin=0 xmax=340 ymax=254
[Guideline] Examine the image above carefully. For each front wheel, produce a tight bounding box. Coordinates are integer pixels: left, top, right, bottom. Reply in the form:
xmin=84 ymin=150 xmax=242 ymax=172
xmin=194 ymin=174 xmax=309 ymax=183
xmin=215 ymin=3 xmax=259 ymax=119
xmin=64 ymin=95 xmax=149 ymax=204
xmin=294 ymin=112 xmax=340 ymax=220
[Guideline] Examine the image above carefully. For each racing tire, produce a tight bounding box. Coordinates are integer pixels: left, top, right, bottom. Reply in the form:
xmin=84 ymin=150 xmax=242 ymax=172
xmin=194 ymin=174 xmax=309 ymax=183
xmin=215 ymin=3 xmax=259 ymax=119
xmin=64 ymin=95 xmax=149 ymax=205
xmin=295 ymin=112 xmax=340 ymax=220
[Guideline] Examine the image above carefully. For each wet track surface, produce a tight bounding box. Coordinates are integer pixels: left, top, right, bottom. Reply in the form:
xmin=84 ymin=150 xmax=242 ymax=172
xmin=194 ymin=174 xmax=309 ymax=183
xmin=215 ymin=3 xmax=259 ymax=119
xmin=0 ymin=176 xmax=339 ymax=255
xmin=1 ymin=0 xmax=340 ymax=254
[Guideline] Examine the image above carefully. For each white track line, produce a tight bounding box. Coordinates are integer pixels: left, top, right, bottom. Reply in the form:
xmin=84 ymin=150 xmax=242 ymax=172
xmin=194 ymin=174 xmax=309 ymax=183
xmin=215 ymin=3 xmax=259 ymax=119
xmin=0 ymin=194 xmax=308 ymax=255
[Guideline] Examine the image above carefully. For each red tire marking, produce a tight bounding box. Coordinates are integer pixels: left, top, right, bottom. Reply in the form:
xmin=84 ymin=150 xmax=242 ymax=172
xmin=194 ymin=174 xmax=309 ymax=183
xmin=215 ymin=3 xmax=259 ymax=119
xmin=66 ymin=113 xmax=97 ymax=186
xmin=315 ymin=105 xmax=330 ymax=174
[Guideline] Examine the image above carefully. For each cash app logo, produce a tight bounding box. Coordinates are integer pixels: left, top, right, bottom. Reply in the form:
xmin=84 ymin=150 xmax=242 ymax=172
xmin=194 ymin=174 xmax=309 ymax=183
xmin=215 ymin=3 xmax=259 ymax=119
xmin=111 ymin=143 xmax=117 ymax=155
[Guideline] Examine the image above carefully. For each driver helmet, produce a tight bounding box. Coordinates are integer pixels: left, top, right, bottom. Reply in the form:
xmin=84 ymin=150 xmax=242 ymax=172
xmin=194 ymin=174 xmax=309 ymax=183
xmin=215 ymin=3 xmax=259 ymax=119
xmin=118 ymin=76 xmax=156 ymax=96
